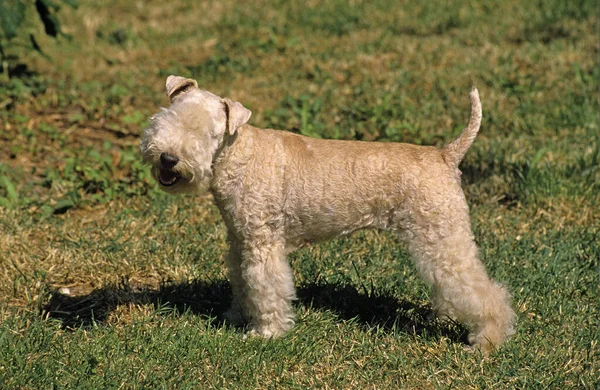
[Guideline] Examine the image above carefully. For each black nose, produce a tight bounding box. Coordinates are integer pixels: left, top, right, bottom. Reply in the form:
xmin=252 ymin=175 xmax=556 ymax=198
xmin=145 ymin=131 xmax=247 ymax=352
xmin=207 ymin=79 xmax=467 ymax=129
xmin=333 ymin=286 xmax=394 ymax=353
xmin=160 ymin=153 xmax=179 ymax=169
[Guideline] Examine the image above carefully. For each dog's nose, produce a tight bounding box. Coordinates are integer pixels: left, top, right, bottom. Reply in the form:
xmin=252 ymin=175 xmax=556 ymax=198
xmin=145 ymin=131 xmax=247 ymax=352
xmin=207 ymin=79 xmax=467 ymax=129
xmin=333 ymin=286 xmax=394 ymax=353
xmin=160 ymin=153 xmax=179 ymax=169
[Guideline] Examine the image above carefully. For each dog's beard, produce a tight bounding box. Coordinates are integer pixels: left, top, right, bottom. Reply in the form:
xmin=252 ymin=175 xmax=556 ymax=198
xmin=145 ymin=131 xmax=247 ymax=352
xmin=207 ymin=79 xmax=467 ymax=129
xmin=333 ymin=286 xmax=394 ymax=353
xmin=188 ymin=168 xmax=212 ymax=194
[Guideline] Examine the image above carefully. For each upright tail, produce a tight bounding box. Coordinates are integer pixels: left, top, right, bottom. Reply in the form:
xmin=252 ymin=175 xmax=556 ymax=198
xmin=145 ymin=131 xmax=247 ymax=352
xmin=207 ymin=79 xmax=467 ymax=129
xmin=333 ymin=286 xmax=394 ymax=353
xmin=442 ymin=87 xmax=482 ymax=168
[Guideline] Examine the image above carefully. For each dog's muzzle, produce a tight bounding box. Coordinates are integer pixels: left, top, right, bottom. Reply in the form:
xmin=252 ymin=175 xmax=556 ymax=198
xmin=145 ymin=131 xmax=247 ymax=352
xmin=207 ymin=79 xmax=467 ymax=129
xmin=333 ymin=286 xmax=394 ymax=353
xmin=159 ymin=153 xmax=182 ymax=187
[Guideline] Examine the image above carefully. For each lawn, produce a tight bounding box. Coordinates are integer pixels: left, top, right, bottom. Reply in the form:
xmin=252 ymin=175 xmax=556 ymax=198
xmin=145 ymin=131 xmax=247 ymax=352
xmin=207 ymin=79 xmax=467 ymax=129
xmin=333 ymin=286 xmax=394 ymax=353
xmin=0 ymin=0 xmax=598 ymax=388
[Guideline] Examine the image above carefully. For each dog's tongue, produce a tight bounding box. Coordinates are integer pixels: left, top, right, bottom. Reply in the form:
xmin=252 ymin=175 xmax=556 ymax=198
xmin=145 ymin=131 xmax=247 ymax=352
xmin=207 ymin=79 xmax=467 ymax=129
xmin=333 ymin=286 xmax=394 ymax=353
xmin=160 ymin=169 xmax=177 ymax=184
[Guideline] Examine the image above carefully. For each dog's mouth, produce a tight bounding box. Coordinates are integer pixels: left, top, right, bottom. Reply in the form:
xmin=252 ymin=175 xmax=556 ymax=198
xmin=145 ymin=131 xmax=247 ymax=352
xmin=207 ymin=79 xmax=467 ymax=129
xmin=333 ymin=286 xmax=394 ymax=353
xmin=159 ymin=169 xmax=182 ymax=187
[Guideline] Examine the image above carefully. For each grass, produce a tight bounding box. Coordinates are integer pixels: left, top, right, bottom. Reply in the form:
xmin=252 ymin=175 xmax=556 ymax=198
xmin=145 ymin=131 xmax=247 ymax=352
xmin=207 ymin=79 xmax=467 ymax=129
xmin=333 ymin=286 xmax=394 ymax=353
xmin=1 ymin=0 xmax=599 ymax=388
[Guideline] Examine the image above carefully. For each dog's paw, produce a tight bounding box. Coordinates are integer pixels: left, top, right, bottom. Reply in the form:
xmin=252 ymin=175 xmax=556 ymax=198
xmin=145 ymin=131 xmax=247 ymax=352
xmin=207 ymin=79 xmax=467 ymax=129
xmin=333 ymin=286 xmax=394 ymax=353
xmin=246 ymin=326 xmax=283 ymax=339
xmin=246 ymin=320 xmax=292 ymax=339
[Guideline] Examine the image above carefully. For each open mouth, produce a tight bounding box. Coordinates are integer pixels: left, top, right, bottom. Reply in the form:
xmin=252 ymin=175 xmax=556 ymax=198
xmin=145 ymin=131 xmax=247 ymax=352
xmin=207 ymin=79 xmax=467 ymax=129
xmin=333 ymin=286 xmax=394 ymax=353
xmin=159 ymin=169 xmax=182 ymax=187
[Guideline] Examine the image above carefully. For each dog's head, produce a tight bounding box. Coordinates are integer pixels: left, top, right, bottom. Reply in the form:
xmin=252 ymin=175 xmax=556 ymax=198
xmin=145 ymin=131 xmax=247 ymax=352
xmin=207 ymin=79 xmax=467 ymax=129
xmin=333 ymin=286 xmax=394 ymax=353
xmin=140 ymin=75 xmax=251 ymax=194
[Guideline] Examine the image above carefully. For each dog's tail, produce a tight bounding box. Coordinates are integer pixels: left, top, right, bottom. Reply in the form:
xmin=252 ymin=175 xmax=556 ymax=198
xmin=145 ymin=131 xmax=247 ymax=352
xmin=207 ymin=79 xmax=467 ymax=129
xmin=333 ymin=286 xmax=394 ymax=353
xmin=442 ymin=87 xmax=482 ymax=168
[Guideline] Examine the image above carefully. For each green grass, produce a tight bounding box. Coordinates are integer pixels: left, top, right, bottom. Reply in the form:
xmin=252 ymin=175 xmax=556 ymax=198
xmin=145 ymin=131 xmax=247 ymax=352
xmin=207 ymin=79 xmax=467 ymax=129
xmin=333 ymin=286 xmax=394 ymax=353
xmin=1 ymin=0 xmax=599 ymax=388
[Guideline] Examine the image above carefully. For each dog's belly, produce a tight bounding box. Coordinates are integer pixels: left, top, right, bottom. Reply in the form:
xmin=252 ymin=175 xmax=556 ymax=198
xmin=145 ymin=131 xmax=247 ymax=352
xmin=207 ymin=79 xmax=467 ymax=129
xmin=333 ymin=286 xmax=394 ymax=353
xmin=285 ymin=208 xmax=375 ymax=242
xmin=282 ymin=187 xmax=414 ymax=249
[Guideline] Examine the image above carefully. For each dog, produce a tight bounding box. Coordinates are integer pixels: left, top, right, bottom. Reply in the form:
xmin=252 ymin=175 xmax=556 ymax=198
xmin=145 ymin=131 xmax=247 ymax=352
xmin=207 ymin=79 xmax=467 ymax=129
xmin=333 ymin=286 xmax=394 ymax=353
xmin=140 ymin=75 xmax=516 ymax=353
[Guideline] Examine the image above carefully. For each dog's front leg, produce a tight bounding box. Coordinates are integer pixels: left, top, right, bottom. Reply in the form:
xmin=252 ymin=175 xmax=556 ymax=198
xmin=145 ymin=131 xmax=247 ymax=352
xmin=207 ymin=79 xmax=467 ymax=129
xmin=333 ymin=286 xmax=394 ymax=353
xmin=239 ymin=233 xmax=296 ymax=338
xmin=223 ymin=237 xmax=246 ymax=325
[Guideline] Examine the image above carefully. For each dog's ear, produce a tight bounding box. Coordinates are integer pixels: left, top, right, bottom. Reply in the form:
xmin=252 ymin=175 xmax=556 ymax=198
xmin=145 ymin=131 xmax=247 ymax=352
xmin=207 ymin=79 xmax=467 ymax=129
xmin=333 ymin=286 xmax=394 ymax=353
xmin=222 ymin=97 xmax=252 ymax=135
xmin=165 ymin=75 xmax=198 ymax=102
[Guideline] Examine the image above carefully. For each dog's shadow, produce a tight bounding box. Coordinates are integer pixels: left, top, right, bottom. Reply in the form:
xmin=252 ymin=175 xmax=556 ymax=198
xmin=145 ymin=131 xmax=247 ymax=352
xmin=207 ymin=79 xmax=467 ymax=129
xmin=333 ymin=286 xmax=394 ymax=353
xmin=43 ymin=279 xmax=467 ymax=344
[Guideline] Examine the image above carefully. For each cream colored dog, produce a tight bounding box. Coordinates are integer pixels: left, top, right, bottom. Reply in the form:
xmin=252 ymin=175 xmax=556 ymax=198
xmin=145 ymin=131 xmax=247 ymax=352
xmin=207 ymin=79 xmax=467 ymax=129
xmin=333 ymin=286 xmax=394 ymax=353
xmin=140 ymin=76 xmax=516 ymax=353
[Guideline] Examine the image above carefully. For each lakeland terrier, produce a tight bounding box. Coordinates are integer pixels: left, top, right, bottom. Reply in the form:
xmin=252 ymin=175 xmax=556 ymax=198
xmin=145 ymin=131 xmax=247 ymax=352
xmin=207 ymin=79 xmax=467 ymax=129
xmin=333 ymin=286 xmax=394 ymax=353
xmin=140 ymin=75 xmax=516 ymax=353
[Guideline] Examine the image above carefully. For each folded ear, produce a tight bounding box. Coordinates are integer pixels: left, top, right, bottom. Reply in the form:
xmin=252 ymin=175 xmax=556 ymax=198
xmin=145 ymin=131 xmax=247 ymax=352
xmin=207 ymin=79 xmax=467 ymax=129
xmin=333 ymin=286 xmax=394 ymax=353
xmin=222 ymin=97 xmax=252 ymax=135
xmin=165 ymin=75 xmax=198 ymax=102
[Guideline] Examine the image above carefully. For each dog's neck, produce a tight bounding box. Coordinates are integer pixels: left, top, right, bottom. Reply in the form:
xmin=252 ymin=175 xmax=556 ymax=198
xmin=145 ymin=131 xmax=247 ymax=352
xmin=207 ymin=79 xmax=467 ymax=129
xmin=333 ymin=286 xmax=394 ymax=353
xmin=209 ymin=124 xmax=254 ymax=199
